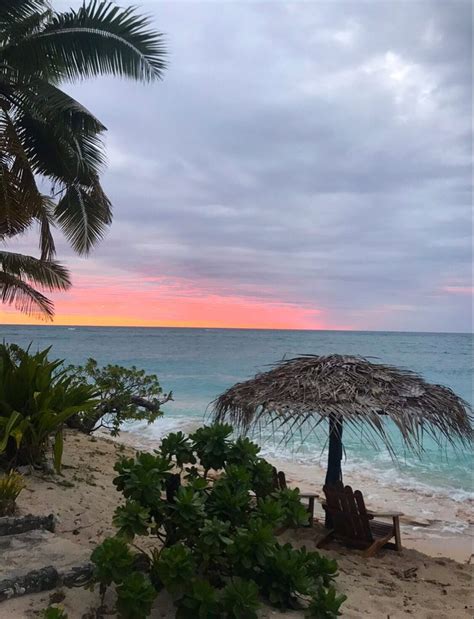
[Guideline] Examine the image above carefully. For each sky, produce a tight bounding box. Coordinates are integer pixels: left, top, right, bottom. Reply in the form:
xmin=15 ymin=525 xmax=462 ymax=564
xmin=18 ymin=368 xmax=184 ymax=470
xmin=1 ymin=0 xmax=472 ymax=331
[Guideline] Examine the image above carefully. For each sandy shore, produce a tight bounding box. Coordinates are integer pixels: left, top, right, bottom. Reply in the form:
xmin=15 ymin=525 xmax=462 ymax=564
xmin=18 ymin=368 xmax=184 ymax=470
xmin=1 ymin=430 xmax=472 ymax=618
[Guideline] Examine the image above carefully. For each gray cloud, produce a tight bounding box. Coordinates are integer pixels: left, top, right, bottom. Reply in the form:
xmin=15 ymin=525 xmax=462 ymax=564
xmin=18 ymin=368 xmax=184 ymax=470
xmin=40 ymin=0 xmax=473 ymax=331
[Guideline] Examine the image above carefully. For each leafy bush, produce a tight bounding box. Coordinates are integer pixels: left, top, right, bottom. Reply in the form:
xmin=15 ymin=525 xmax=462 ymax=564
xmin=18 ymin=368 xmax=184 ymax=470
xmin=0 ymin=470 xmax=26 ymax=516
xmin=0 ymin=344 xmax=97 ymax=471
xmin=90 ymin=424 xmax=346 ymax=618
xmin=305 ymin=587 xmax=347 ymax=618
xmin=66 ymin=359 xmax=172 ymax=435
xmin=116 ymin=572 xmax=156 ymax=619
xmin=221 ymin=578 xmax=260 ymax=619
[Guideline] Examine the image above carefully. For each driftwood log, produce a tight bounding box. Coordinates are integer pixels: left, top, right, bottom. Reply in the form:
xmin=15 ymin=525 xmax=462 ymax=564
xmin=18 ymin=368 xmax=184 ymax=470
xmin=0 ymin=563 xmax=93 ymax=602
xmin=0 ymin=514 xmax=56 ymax=537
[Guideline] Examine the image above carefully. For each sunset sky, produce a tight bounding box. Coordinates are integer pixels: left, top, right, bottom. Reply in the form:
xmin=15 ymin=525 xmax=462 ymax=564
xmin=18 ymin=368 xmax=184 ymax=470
xmin=1 ymin=1 xmax=472 ymax=331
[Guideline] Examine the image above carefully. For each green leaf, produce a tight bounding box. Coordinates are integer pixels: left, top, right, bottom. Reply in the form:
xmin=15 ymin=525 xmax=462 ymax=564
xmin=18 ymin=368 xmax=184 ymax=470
xmin=0 ymin=410 xmax=21 ymax=452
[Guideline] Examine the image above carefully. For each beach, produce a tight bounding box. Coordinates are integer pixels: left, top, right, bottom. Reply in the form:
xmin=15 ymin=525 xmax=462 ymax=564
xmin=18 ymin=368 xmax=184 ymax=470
xmin=1 ymin=430 xmax=472 ymax=618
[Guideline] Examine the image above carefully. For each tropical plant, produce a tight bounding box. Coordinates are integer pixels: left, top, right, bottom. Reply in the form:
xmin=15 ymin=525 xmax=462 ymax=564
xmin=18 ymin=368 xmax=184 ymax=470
xmin=66 ymin=358 xmax=172 ymax=435
xmin=0 ymin=343 xmax=97 ymax=470
xmin=89 ymin=424 xmax=346 ymax=618
xmin=0 ymin=0 xmax=166 ymax=317
xmin=0 ymin=469 xmax=26 ymax=515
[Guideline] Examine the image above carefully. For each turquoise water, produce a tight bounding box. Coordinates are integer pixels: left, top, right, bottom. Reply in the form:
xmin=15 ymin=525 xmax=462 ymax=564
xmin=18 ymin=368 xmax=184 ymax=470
xmin=1 ymin=326 xmax=472 ymax=496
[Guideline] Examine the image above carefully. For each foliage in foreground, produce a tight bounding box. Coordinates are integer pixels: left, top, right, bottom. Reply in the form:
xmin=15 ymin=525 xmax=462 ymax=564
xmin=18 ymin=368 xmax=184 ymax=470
xmin=90 ymin=424 xmax=346 ymax=618
xmin=66 ymin=359 xmax=172 ymax=436
xmin=0 ymin=470 xmax=26 ymax=516
xmin=0 ymin=344 xmax=96 ymax=471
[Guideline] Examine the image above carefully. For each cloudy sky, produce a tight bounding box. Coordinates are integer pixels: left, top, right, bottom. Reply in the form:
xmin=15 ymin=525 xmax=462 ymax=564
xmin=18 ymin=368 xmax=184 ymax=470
xmin=2 ymin=0 xmax=472 ymax=331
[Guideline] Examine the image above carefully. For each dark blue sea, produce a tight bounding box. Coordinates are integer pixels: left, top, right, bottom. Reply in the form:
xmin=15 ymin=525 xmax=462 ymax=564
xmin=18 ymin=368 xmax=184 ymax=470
xmin=1 ymin=326 xmax=472 ymax=497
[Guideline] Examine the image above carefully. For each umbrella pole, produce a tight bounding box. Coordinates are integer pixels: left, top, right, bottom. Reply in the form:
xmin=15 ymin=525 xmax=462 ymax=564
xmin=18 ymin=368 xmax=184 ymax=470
xmin=324 ymin=415 xmax=343 ymax=527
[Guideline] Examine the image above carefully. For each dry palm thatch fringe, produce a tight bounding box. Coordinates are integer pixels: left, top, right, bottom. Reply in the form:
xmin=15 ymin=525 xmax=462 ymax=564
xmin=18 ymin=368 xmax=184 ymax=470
xmin=213 ymin=355 xmax=473 ymax=457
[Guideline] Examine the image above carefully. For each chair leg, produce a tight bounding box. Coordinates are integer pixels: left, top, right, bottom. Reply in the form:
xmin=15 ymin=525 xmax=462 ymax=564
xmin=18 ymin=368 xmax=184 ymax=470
xmin=363 ymin=539 xmax=385 ymax=558
xmin=363 ymin=534 xmax=393 ymax=558
xmin=393 ymin=516 xmax=402 ymax=551
xmin=307 ymin=497 xmax=315 ymax=527
xmin=316 ymin=529 xmax=334 ymax=548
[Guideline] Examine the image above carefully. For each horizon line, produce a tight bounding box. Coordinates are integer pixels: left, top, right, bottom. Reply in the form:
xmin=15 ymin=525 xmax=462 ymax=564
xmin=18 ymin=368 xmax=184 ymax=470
xmin=1 ymin=322 xmax=472 ymax=336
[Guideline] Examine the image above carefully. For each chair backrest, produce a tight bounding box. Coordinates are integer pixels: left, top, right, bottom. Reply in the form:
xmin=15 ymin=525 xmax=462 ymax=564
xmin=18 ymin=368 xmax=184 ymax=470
xmin=323 ymin=482 xmax=373 ymax=544
xmin=271 ymin=467 xmax=288 ymax=491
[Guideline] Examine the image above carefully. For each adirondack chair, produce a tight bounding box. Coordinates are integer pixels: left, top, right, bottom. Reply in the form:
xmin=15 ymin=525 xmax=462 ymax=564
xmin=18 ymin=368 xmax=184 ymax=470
xmin=271 ymin=467 xmax=318 ymax=527
xmin=317 ymin=481 xmax=402 ymax=557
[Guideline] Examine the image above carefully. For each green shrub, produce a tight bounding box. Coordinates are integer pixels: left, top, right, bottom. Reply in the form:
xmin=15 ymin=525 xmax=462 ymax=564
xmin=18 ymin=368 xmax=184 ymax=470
xmin=305 ymin=587 xmax=347 ymax=618
xmin=175 ymin=579 xmax=221 ymax=618
xmin=150 ymin=544 xmax=195 ymax=595
xmin=90 ymin=536 xmax=135 ymax=586
xmin=221 ymin=578 xmax=260 ymax=619
xmin=0 ymin=470 xmax=26 ymax=515
xmin=89 ymin=424 xmax=346 ymax=618
xmin=0 ymin=344 xmax=97 ymax=471
xmin=116 ymin=572 xmax=156 ymax=619
xmin=66 ymin=359 xmax=171 ymax=436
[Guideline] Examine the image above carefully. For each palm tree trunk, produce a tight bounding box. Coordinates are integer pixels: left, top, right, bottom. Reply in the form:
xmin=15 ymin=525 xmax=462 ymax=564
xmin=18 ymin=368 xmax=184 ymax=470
xmin=324 ymin=415 xmax=343 ymax=527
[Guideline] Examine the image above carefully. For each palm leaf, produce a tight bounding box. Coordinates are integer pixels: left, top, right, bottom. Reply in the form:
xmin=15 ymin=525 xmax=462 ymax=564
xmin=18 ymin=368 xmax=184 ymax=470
xmin=0 ymin=270 xmax=54 ymax=318
xmin=0 ymin=108 xmax=56 ymax=258
xmin=9 ymin=78 xmax=106 ymax=135
xmin=0 ymin=250 xmax=71 ymax=290
xmin=55 ymin=180 xmax=112 ymax=254
xmin=0 ymin=0 xmax=46 ymax=24
xmin=3 ymin=0 xmax=167 ymax=82
xmin=14 ymin=106 xmax=105 ymax=181
xmin=0 ymin=108 xmax=42 ymax=235
xmin=0 ymin=6 xmax=50 ymax=45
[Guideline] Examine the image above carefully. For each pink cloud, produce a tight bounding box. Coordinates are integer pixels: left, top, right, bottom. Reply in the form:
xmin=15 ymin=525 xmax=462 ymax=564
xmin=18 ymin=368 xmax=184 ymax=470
xmin=0 ymin=274 xmax=352 ymax=330
xmin=441 ymin=286 xmax=474 ymax=296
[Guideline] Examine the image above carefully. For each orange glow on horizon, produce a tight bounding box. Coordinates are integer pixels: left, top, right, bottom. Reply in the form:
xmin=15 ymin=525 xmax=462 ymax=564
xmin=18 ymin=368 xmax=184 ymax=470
xmin=0 ymin=275 xmax=351 ymax=331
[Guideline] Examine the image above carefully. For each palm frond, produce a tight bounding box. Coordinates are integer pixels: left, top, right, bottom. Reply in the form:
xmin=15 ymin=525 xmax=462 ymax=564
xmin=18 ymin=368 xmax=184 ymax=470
xmin=0 ymin=250 xmax=71 ymax=291
xmin=11 ymin=79 xmax=106 ymax=135
xmin=0 ymin=6 xmax=50 ymax=45
xmin=55 ymin=179 xmax=112 ymax=254
xmin=0 ymin=0 xmax=47 ymax=24
xmin=3 ymin=0 xmax=167 ymax=82
xmin=37 ymin=195 xmax=56 ymax=260
xmin=15 ymin=110 xmax=106 ymax=183
xmin=0 ymin=270 xmax=54 ymax=318
xmin=0 ymin=108 xmax=56 ymax=257
xmin=0 ymin=108 xmax=42 ymax=236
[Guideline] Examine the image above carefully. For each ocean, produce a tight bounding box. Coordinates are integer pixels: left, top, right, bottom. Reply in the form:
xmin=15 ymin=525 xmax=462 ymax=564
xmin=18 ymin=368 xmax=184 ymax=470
xmin=1 ymin=326 xmax=472 ymax=499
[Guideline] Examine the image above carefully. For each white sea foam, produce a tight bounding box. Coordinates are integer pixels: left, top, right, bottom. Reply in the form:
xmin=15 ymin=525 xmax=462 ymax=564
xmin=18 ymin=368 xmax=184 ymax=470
xmin=126 ymin=414 xmax=473 ymax=506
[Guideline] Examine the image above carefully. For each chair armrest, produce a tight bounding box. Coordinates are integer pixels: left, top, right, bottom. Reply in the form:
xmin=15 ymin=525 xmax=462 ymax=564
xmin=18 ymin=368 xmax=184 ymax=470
xmin=299 ymin=492 xmax=319 ymax=498
xmin=368 ymin=511 xmax=403 ymax=518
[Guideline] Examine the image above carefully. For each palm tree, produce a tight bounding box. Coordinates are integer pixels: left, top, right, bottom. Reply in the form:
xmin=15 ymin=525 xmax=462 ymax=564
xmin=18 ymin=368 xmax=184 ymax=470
xmin=0 ymin=0 xmax=166 ymax=317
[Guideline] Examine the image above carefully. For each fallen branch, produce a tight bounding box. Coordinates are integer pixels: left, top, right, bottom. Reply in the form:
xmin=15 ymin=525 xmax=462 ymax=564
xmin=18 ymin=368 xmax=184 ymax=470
xmin=0 ymin=513 xmax=56 ymax=536
xmin=0 ymin=563 xmax=93 ymax=602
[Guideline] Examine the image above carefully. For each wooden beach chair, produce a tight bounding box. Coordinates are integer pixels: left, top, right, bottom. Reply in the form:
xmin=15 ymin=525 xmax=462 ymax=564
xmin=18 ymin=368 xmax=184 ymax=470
xmin=272 ymin=467 xmax=318 ymax=527
xmin=317 ymin=481 xmax=402 ymax=557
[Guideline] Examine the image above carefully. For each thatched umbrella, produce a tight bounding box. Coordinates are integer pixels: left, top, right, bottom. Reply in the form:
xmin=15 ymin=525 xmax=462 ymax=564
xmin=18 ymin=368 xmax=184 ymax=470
xmin=213 ymin=355 xmax=472 ymax=489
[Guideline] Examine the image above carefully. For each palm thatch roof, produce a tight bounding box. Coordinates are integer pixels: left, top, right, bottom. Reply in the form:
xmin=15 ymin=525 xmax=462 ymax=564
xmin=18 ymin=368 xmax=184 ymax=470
xmin=213 ymin=354 xmax=473 ymax=455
